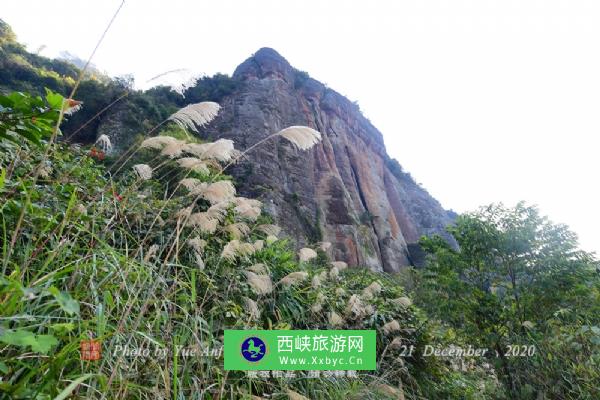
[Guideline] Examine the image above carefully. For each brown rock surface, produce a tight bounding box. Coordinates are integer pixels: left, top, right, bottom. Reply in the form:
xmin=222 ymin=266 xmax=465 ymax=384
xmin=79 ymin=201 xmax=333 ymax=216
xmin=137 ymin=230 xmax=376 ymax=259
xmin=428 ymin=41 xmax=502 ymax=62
xmin=204 ymin=48 xmax=455 ymax=272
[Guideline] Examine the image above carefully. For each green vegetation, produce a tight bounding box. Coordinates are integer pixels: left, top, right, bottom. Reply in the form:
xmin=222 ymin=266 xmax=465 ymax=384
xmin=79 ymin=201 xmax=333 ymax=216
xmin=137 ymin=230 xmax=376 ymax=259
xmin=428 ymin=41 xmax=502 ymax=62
xmin=0 ymin=17 xmax=598 ymax=400
xmin=0 ymin=18 xmax=240 ymax=148
xmin=412 ymin=203 xmax=600 ymax=399
xmin=0 ymin=90 xmax=496 ymax=399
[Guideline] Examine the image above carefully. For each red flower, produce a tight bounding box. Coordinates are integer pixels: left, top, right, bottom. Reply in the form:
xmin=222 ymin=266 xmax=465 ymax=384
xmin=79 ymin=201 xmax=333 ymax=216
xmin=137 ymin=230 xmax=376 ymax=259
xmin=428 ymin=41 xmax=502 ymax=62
xmin=114 ymin=193 xmax=123 ymax=202
xmin=88 ymin=147 xmax=105 ymax=160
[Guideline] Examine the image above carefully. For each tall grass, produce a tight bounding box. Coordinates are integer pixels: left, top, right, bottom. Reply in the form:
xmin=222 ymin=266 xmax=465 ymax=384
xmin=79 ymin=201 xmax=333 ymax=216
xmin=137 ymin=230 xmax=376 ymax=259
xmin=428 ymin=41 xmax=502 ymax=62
xmin=0 ymin=4 xmax=497 ymax=399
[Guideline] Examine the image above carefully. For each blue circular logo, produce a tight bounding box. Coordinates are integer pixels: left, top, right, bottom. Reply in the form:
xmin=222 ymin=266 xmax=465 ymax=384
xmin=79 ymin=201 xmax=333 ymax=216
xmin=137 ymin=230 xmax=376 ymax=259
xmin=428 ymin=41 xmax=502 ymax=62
xmin=241 ymin=336 xmax=266 ymax=362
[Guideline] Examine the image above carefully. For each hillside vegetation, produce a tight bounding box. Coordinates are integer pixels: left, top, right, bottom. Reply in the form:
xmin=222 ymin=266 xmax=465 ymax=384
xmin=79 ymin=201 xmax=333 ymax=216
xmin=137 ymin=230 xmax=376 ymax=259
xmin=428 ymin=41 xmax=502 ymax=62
xmin=1 ymin=17 xmax=599 ymax=400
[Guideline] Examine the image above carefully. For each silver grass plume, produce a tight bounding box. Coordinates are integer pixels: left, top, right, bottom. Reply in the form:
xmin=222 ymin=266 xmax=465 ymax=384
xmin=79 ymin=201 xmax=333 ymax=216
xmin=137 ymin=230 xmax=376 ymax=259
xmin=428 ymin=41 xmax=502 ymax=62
xmin=278 ymin=271 xmax=309 ymax=287
xmin=244 ymin=271 xmax=273 ymax=295
xmin=390 ymin=296 xmax=412 ymax=308
xmin=221 ymin=240 xmax=255 ymax=260
xmin=277 ymin=126 xmax=322 ymax=150
xmin=383 ymin=320 xmax=401 ymax=335
xmin=141 ymin=135 xmax=182 ymax=149
xmin=143 ymin=244 xmax=160 ymax=263
xmin=331 ymin=261 xmax=347 ymax=271
xmin=187 ymin=212 xmax=218 ymax=233
xmin=95 ymin=134 xmax=112 ymax=153
xmin=223 ymin=222 xmax=251 ymax=239
xmin=179 ymin=178 xmax=203 ymax=191
xmin=257 ymin=224 xmax=281 ymax=236
xmin=329 ymin=266 xmax=340 ymax=279
xmin=246 ymin=263 xmax=267 ymax=274
xmin=266 ymin=235 xmax=278 ymax=245
xmin=192 ymin=180 xmax=236 ymax=204
xmin=161 ymin=140 xmax=187 ymax=158
xmin=233 ymin=197 xmax=262 ymax=221
xmin=185 ymin=139 xmax=235 ymax=162
xmin=243 ymin=297 xmax=260 ymax=320
xmin=390 ymin=337 xmax=403 ymax=350
xmin=177 ymin=157 xmax=210 ymax=174
xmin=253 ymin=240 xmax=264 ymax=251
xmin=328 ymin=311 xmax=344 ymax=327
xmin=311 ymin=271 xmax=328 ymax=289
xmin=319 ymin=241 xmax=332 ymax=251
xmin=133 ymin=164 xmax=153 ymax=180
xmin=287 ymin=390 xmax=310 ymax=400
xmin=168 ymin=101 xmax=220 ymax=133
xmin=345 ymin=294 xmax=373 ymax=320
xmin=362 ymin=281 xmax=383 ymax=300
xmin=206 ymin=201 xmax=230 ymax=222
xmin=187 ymin=237 xmax=207 ymax=254
xmin=311 ymin=292 xmax=326 ymax=313
xmin=298 ymin=248 xmax=317 ymax=262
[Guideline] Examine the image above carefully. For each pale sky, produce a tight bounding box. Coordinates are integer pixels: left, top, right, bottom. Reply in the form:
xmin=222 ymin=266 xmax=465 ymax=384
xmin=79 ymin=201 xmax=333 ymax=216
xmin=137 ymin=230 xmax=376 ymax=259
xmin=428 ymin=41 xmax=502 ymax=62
xmin=3 ymin=0 xmax=599 ymax=254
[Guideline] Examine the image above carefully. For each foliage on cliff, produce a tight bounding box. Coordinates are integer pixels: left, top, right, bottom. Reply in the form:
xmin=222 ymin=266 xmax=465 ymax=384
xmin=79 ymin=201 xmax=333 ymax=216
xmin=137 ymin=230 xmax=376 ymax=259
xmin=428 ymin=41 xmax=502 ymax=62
xmin=0 ymin=18 xmax=239 ymax=148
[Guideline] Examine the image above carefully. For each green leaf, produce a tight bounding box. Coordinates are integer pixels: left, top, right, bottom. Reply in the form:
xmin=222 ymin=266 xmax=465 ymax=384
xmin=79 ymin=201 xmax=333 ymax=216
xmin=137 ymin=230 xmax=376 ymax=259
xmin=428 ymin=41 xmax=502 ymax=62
xmin=0 ymin=168 xmax=5 ymax=190
xmin=53 ymin=373 xmax=96 ymax=400
xmin=29 ymin=335 xmax=58 ymax=354
xmin=0 ymin=329 xmax=58 ymax=354
xmin=50 ymin=323 xmax=75 ymax=335
xmin=45 ymin=89 xmax=64 ymax=111
xmin=0 ymin=328 xmax=35 ymax=346
xmin=0 ymin=361 xmax=8 ymax=374
xmin=48 ymin=287 xmax=80 ymax=316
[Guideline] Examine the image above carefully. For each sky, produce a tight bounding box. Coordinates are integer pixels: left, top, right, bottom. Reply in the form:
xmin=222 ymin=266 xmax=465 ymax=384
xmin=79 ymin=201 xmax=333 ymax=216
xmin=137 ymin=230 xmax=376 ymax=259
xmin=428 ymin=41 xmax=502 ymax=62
xmin=3 ymin=0 xmax=599 ymax=254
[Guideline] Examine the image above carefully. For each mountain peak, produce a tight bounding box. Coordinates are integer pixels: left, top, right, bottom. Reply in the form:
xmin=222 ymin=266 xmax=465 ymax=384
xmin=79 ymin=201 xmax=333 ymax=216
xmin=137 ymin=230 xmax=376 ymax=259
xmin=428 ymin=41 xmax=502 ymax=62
xmin=233 ymin=47 xmax=294 ymax=84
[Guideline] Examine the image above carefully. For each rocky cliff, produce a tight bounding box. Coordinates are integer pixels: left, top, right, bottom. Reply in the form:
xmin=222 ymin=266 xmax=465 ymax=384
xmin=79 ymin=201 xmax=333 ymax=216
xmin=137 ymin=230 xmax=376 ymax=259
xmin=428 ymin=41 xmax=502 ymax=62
xmin=202 ymin=48 xmax=454 ymax=272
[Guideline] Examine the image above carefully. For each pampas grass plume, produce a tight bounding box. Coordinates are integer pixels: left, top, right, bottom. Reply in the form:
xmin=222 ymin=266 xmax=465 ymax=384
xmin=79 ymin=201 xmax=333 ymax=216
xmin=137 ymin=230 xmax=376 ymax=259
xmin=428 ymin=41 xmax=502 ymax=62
xmin=277 ymin=126 xmax=322 ymax=150
xmin=298 ymin=248 xmax=317 ymax=262
xmin=331 ymin=261 xmax=347 ymax=271
xmin=133 ymin=164 xmax=153 ymax=180
xmin=244 ymin=271 xmax=273 ymax=295
xmin=383 ymin=320 xmax=401 ymax=335
xmin=328 ymin=311 xmax=344 ymax=327
xmin=362 ymin=281 xmax=382 ymax=300
xmin=168 ymin=101 xmax=220 ymax=132
xmin=279 ymin=271 xmax=309 ymax=286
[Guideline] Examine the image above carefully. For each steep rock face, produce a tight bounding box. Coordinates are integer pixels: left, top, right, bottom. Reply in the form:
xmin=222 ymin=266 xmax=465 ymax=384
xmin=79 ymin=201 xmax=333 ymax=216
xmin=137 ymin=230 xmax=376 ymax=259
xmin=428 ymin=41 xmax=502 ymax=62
xmin=205 ymin=48 xmax=454 ymax=272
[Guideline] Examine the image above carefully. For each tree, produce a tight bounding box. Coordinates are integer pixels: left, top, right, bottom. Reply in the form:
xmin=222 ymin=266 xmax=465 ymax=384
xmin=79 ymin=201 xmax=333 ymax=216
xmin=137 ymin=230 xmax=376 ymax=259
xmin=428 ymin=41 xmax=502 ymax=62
xmin=416 ymin=203 xmax=600 ymax=399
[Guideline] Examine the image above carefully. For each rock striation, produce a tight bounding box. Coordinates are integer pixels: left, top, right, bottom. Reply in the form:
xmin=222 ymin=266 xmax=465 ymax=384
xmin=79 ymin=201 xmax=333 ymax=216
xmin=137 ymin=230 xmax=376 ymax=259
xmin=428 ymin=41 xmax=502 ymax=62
xmin=203 ymin=48 xmax=454 ymax=272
